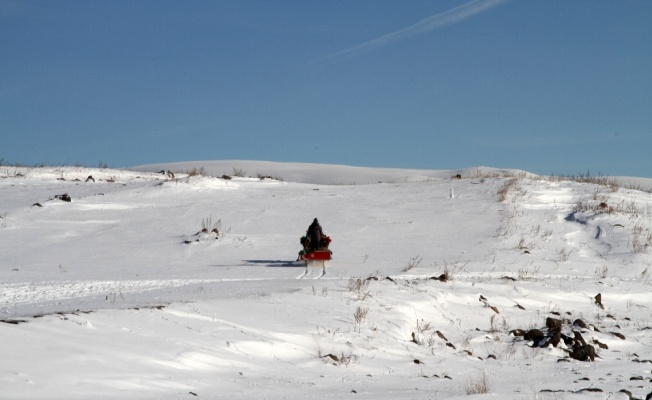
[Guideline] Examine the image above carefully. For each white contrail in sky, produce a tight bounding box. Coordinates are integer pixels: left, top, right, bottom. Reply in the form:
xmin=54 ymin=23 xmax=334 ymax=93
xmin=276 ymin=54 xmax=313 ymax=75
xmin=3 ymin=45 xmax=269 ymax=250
xmin=327 ymin=0 xmax=509 ymax=59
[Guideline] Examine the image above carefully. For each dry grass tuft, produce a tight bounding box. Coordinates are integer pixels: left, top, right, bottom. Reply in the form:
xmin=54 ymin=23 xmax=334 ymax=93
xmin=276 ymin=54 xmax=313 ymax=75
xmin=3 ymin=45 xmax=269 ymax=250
xmin=232 ymin=167 xmax=247 ymax=177
xmin=353 ymin=306 xmax=369 ymax=325
xmin=403 ymin=255 xmax=423 ymax=272
xmin=187 ymin=167 xmax=207 ymax=177
xmin=465 ymin=370 xmax=491 ymax=395
xmin=348 ymin=276 xmax=372 ymax=300
xmin=630 ymin=224 xmax=652 ymax=253
xmin=497 ymin=179 xmax=516 ymax=202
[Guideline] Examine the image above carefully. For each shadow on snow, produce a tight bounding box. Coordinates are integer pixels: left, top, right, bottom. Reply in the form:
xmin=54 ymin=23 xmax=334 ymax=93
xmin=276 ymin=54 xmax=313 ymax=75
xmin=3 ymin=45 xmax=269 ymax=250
xmin=243 ymin=259 xmax=303 ymax=268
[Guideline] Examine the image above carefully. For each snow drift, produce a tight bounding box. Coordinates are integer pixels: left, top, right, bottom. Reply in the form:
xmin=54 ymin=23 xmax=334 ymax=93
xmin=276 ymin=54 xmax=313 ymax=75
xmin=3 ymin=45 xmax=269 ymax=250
xmin=1 ymin=161 xmax=651 ymax=399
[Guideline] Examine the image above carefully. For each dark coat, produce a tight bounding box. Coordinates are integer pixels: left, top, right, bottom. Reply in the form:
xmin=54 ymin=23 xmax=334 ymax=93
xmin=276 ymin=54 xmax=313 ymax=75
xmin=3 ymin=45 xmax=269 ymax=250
xmin=307 ymin=221 xmax=323 ymax=250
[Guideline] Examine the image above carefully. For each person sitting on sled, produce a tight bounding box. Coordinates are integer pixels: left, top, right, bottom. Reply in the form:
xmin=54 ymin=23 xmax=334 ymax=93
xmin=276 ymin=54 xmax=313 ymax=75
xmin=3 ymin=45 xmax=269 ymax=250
xmin=306 ymin=218 xmax=324 ymax=252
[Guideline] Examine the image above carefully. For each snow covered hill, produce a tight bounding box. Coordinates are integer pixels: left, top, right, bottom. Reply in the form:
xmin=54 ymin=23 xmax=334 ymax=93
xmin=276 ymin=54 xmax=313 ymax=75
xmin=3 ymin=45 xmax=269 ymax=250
xmin=134 ymin=160 xmax=533 ymax=185
xmin=1 ymin=162 xmax=651 ymax=399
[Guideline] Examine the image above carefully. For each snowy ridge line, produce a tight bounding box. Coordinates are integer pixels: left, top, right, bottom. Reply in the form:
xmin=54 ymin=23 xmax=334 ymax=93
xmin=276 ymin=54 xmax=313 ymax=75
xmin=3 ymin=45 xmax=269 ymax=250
xmin=135 ymin=160 xmax=520 ymax=185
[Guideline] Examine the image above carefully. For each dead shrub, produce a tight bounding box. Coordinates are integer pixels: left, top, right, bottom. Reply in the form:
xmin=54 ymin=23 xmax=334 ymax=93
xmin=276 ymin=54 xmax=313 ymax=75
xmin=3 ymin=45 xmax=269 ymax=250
xmin=353 ymin=306 xmax=369 ymax=325
xmin=232 ymin=167 xmax=246 ymax=177
xmin=465 ymin=370 xmax=491 ymax=395
xmin=403 ymin=255 xmax=422 ymax=272
xmin=497 ymin=179 xmax=515 ymax=202
xmin=348 ymin=276 xmax=371 ymax=300
xmin=187 ymin=167 xmax=206 ymax=177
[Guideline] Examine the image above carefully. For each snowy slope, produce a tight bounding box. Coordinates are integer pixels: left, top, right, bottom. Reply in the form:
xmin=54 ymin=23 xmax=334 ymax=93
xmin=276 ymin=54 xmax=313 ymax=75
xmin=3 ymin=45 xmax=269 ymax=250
xmin=1 ymin=162 xmax=651 ymax=400
xmin=134 ymin=160 xmax=534 ymax=185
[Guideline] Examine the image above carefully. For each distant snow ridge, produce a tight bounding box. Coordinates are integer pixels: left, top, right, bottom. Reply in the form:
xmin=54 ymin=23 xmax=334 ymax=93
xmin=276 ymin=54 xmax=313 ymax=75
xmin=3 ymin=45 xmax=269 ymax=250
xmin=133 ymin=160 xmax=530 ymax=185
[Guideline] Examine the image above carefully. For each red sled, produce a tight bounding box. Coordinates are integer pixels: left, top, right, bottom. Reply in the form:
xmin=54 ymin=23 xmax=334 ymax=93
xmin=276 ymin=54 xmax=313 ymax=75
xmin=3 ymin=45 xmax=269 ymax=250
xmin=300 ymin=250 xmax=332 ymax=262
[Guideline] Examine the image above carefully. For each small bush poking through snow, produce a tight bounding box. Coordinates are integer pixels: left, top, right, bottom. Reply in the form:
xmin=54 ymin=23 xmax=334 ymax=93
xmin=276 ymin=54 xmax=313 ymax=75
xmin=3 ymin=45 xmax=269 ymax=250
xmin=321 ymin=352 xmax=354 ymax=366
xmin=556 ymin=248 xmax=571 ymax=262
xmin=201 ymin=216 xmax=222 ymax=235
xmin=630 ymin=224 xmax=652 ymax=254
xmin=187 ymin=167 xmax=207 ymax=177
xmin=517 ymin=266 xmax=540 ymax=281
xmin=353 ymin=306 xmax=368 ymax=325
xmin=465 ymin=370 xmax=491 ymax=395
xmin=402 ymin=255 xmax=422 ymax=272
xmin=490 ymin=314 xmax=510 ymax=333
xmin=257 ymin=173 xmax=284 ymax=181
xmin=497 ymin=180 xmax=514 ymax=202
xmin=348 ymin=276 xmax=372 ymax=300
xmin=232 ymin=167 xmax=246 ymax=177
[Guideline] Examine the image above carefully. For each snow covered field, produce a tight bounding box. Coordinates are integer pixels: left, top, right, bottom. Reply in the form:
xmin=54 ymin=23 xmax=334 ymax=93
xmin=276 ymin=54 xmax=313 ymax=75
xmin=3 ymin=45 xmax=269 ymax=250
xmin=1 ymin=161 xmax=651 ymax=400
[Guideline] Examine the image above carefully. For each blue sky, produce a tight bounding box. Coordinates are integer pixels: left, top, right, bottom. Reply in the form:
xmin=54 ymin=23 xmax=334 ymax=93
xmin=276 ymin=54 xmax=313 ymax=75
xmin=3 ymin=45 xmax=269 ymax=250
xmin=2 ymin=0 xmax=651 ymax=177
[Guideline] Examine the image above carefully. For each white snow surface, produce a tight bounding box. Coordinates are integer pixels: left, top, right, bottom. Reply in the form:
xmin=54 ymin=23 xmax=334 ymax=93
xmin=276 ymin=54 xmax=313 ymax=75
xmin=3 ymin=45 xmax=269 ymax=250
xmin=135 ymin=160 xmax=533 ymax=185
xmin=1 ymin=162 xmax=651 ymax=400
